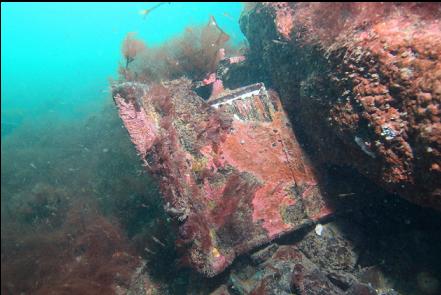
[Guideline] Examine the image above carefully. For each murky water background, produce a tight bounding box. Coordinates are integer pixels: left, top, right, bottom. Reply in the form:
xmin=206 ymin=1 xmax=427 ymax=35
xmin=1 ymin=3 xmax=243 ymax=294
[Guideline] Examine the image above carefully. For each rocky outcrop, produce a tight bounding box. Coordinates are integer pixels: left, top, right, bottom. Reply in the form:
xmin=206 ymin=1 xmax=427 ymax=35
xmin=204 ymin=220 xmax=404 ymax=295
xmin=238 ymin=3 xmax=441 ymax=210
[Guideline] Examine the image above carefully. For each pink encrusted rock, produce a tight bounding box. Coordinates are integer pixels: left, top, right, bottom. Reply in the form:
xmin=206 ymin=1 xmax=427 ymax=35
xmin=270 ymin=2 xmax=295 ymax=40
xmin=240 ymin=2 xmax=441 ymax=210
xmin=113 ymin=82 xmax=158 ymax=160
xmin=113 ymin=79 xmax=333 ymax=277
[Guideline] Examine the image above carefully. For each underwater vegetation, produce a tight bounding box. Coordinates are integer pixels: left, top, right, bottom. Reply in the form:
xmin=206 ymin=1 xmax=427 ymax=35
xmin=2 ymin=201 xmax=140 ymax=295
xmin=119 ymin=15 xmax=240 ymax=84
xmin=1 ymin=104 xmax=181 ymax=294
xmin=122 ymin=32 xmax=147 ymax=69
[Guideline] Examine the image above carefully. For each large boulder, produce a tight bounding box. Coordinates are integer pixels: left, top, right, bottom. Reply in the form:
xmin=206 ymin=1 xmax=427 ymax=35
xmin=238 ymin=3 xmax=441 ymax=210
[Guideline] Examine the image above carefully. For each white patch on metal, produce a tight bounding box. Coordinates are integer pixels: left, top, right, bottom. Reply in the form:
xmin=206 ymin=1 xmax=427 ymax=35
xmin=211 ymin=88 xmax=263 ymax=109
xmin=315 ymin=224 xmax=324 ymax=236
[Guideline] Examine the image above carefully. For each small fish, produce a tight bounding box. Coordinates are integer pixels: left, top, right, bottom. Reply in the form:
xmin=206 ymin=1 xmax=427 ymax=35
xmin=272 ymin=39 xmax=288 ymax=45
xmin=222 ymin=12 xmax=234 ymax=21
xmin=337 ymin=192 xmax=356 ymax=197
xmin=30 ymin=163 xmax=37 ymax=169
xmin=144 ymin=247 xmax=156 ymax=255
xmin=152 ymin=236 xmax=166 ymax=247
xmin=354 ymin=136 xmax=376 ymax=158
xmin=139 ymin=2 xmax=169 ymax=19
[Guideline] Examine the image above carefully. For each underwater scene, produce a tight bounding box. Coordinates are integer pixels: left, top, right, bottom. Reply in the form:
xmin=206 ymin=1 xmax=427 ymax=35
xmin=1 ymin=2 xmax=441 ymax=295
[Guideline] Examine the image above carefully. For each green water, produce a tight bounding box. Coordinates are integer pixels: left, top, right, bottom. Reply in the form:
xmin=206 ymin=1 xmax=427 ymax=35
xmin=1 ymin=3 xmax=244 ymax=294
xmin=2 ymin=2 xmax=244 ymax=128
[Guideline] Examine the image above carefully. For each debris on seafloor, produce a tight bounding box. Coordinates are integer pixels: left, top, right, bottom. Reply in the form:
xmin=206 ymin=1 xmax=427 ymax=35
xmin=314 ymin=223 xmax=324 ymax=236
xmin=113 ymin=79 xmax=334 ymax=277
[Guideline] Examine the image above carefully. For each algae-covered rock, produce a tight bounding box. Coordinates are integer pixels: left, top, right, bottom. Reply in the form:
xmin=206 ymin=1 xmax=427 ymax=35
xmin=238 ymin=2 xmax=441 ymax=210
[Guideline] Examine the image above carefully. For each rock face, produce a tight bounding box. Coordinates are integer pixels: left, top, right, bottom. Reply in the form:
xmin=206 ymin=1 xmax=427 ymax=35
xmin=205 ymin=221 xmax=393 ymax=295
xmin=113 ymin=80 xmax=333 ymax=276
xmin=238 ymin=3 xmax=441 ymax=210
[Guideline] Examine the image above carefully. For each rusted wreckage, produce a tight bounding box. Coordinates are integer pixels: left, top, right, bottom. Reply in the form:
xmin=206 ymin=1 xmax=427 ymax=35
xmin=113 ymin=80 xmax=333 ymax=276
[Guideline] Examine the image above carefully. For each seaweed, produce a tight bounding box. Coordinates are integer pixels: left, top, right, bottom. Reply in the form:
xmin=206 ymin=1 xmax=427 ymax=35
xmin=121 ymin=16 xmax=238 ymax=83
xmin=121 ymin=32 xmax=146 ymax=69
xmin=291 ymin=3 xmax=441 ymax=50
xmin=1 ymin=103 xmax=167 ymax=294
xmin=1 ymin=201 xmax=140 ymax=295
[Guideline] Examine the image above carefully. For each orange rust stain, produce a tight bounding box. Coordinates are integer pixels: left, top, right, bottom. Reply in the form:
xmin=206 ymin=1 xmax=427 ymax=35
xmin=219 ymin=108 xmax=317 ymax=237
xmin=253 ymin=182 xmax=295 ymax=237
